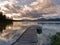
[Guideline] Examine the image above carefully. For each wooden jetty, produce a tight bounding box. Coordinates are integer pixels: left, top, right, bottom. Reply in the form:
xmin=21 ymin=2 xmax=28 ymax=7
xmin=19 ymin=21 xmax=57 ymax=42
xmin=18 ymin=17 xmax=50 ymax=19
xmin=12 ymin=25 xmax=41 ymax=45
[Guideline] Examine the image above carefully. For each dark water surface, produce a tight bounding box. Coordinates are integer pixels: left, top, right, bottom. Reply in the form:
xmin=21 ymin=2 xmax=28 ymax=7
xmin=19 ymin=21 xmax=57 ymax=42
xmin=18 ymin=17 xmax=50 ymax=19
xmin=0 ymin=21 xmax=60 ymax=45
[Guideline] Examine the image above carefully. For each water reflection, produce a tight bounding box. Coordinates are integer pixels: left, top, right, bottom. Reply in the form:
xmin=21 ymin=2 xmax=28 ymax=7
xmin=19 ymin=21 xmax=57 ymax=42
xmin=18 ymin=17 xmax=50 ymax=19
xmin=37 ymin=23 xmax=60 ymax=45
xmin=0 ymin=21 xmax=60 ymax=45
xmin=0 ymin=21 xmax=38 ymax=45
xmin=0 ymin=22 xmax=13 ymax=33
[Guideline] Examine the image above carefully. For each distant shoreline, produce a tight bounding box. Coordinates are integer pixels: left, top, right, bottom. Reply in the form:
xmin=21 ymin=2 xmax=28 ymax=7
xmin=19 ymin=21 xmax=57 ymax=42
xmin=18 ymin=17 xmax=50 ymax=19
xmin=12 ymin=20 xmax=60 ymax=22
xmin=11 ymin=20 xmax=60 ymax=24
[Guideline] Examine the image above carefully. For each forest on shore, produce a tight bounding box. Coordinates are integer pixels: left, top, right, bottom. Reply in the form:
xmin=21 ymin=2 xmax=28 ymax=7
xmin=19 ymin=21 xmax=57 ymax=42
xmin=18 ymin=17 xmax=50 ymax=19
xmin=0 ymin=12 xmax=12 ymax=21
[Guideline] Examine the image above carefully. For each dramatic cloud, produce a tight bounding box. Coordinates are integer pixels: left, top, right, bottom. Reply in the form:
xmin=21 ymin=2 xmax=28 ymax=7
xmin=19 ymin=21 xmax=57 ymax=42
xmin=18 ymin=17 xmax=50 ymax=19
xmin=0 ymin=0 xmax=24 ymax=18
xmin=22 ymin=0 xmax=58 ymax=18
xmin=0 ymin=0 xmax=60 ymax=20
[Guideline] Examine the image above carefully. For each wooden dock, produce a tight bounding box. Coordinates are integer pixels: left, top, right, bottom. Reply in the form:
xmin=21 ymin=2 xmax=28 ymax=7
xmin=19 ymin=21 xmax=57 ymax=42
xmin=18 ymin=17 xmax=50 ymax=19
xmin=12 ymin=26 xmax=39 ymax=45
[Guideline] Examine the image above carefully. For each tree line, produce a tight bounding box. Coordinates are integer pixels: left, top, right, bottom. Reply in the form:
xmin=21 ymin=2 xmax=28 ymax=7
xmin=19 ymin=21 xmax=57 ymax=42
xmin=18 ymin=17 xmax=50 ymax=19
xmin=0 ymin=12 xmax=12 ymax=21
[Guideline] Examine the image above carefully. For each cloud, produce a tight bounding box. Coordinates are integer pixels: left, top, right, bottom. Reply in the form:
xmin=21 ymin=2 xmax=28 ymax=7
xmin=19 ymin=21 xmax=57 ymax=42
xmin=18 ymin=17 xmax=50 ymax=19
xmin=0 ymin=0 xmax=60 ymax=19
xmin=24 ymin=0 xmax=60 ymax=20
xmin=0 ymin=0 xmax=24 ymax=17
xmin=22 ymin=0 xmax=58 ymax=18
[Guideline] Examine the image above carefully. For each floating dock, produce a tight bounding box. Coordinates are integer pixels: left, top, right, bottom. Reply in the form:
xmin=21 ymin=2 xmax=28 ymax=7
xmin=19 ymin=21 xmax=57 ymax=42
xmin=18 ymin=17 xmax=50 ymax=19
xmin=11 ymin=25 xmax=40 ymax=45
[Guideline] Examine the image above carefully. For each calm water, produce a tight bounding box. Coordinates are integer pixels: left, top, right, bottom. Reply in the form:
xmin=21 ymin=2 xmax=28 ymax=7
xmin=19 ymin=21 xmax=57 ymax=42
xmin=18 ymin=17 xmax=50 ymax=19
xmin=0 ymin=21 xmax=60 ymax=45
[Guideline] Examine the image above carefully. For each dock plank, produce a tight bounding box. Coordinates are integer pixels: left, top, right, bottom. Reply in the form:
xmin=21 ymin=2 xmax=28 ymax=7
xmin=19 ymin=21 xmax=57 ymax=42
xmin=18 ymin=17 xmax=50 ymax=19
xmin=14 ymin=27 xmax=38 ymax=45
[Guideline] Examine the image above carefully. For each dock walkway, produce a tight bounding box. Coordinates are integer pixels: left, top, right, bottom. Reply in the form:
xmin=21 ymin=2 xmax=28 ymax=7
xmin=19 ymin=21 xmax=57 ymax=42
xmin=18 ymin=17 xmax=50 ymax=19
xmin=12 ymin=26 xmax=38 ymax=45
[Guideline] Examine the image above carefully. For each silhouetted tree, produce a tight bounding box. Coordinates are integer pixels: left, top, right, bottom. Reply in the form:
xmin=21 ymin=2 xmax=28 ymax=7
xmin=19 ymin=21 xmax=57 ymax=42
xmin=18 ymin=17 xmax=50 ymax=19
xmin=0 ymin=12 xmax=6 ymax=20
xmin=0 ymin=12 xmax=12 ymax=21
xmin=0 ymin=12 xmax=13 ymax=32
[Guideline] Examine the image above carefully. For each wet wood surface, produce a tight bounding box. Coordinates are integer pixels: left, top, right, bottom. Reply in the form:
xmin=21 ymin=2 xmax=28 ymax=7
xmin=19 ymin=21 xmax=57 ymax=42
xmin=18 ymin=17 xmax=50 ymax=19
xmin=13 ymin=27 xmax=38 ymax=45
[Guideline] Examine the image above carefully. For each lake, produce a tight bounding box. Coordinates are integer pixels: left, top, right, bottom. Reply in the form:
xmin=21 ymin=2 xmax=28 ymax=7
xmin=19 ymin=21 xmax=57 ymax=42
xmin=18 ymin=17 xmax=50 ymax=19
xmin=0 ymin=21 xmax=60 ymax=45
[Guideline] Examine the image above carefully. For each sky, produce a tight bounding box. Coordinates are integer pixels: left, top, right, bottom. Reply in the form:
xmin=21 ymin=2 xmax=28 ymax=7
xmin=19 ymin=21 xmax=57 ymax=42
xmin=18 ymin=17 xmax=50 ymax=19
xmin=55 ymin=0 xmax=60 ymax=4
xmin=0 ymin=0 xmax=60 ymax=20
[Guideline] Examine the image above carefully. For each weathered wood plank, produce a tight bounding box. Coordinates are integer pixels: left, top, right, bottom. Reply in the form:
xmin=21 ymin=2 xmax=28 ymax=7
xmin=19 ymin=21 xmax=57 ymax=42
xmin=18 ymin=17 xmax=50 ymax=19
xmin=14 ymin=26 xmax=38 ymax=45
